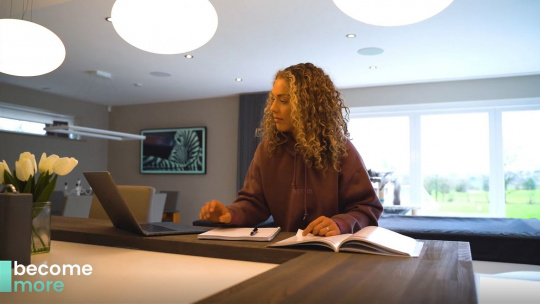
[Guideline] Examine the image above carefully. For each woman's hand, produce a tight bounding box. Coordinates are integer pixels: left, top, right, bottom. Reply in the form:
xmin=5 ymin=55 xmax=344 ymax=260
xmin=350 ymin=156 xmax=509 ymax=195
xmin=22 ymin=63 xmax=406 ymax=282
xmin=303 ymin=216 xmax=341 ymax=236
xmin=199 ymin=199 xmax=232 ymax=223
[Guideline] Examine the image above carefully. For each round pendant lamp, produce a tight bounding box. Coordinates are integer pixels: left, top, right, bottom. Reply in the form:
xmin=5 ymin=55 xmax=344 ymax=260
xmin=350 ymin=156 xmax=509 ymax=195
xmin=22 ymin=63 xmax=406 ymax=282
xmin=110 ymin=0 xmax=218 ymax=55
xmin=333 ymin=0 xmax=454 ymax=26
xmin=0 ymin=19 xmax=66 ymax=77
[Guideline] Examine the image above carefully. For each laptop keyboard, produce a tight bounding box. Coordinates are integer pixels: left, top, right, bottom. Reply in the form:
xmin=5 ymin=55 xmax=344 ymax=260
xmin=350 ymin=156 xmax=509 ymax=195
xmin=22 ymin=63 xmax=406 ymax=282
xmin=140 ymin=224 xmax=176 ymax=232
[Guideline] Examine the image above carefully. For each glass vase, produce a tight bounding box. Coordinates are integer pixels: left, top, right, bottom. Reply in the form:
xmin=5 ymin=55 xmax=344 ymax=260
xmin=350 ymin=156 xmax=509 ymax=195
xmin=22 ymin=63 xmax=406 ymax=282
xmin=31 ymin=201 xmax=51 ymax=254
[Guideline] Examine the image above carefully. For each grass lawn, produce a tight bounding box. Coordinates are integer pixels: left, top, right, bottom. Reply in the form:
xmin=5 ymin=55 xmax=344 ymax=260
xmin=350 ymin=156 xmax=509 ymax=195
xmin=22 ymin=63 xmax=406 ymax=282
xmin=431 ymin=190 xmax=540 ymax=219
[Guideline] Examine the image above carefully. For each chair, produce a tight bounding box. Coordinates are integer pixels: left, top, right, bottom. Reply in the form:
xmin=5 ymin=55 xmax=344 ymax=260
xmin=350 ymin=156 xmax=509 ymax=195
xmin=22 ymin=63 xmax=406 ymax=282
xmin=89 ymin=185 xmax=159 ymax=222
xmin=159 ymin=190 xmax=181 ymax=222
xmin=150 ymin=193 xmax=167 ymax=223
xmin=49 ymin=190 xmax=66 ymax=216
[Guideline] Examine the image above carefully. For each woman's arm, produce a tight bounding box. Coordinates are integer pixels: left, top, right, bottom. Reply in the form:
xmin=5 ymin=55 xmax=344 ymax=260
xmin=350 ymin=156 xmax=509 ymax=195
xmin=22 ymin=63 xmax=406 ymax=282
xmin=332 ymin=142 xmax=383 ymax=234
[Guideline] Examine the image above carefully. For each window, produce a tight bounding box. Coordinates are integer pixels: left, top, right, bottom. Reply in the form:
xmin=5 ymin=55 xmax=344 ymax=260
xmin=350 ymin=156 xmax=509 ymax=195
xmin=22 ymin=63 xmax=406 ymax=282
xmin=0 ymin=102 xmax=74 ymax=137
xmin=0 ymin=117 xmax=47 ymax=135
xmin=421 ymin=113 xmax=490 ymax=215
xmin=502 ymin=110 xmax=540 ymax=218
xmin=349 ymin=116 xmax=410 ymax=205
xmin=349 ymin=99 xmax=540 ymax=219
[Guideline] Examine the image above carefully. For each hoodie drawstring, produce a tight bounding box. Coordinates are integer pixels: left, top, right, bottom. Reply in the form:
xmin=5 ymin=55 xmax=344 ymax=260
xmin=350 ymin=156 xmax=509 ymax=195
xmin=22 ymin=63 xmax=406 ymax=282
xmin=303 ymin=164 xmax=308 ymax=220
xmin=292 ymin=152 xmax=309 ymax=221
xmin=292 ymin=153 xmax=297 ymax=189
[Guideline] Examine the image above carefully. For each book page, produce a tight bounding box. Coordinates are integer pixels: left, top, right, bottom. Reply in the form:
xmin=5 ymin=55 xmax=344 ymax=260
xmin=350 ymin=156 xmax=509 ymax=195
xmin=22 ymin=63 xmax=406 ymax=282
xmin=341 ymin=240 xmax=424 ymax=257
xmin=343 ymin=226 xmax=420 ymax=256
xmin=340 ymin=242 xmax=401 ymax=256
xmin=268 ymin=230 xmax=352 ymax=252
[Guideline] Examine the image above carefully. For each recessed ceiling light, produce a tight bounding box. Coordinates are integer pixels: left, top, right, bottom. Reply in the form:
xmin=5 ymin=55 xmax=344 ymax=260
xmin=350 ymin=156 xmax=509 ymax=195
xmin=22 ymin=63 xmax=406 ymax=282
xmin=150 ymin=71 xmax=171 ymax=77
xmin=235 ymin=78 xmax=243 ymax=82
xmin=346 ymin=34 xmax=356 ymax=38
xmin=88 ymin=70 xmax=112 ymax=79
xmin=358 ymin=47 xmax=384 ymax=56
xmin=185 ymin=54 xmax=194 ymax=59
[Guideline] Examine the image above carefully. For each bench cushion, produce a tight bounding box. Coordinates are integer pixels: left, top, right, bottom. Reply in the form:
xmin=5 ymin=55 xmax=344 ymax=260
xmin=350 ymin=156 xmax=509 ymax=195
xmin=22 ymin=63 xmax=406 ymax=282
xmin=379 ymin=215 xmax=540 ymax=265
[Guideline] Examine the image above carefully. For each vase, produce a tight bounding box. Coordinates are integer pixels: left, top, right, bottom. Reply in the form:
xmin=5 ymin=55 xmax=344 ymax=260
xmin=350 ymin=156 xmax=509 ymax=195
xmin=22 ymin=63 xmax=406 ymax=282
xmin=0 ymin=193 xmax=33 ymax=266
xmin=31 ymin=201 xmax=51 ymax=254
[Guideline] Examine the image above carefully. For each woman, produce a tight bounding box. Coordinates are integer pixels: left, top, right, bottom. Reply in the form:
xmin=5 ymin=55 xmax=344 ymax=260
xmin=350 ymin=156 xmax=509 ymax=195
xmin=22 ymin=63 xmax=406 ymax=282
xmin=200 ymin=63 xmax=382 ymax=236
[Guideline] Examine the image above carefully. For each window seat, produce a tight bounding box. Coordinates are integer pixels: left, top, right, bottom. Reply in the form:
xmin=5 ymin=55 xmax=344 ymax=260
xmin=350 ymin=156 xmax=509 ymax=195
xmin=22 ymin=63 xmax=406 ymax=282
xmin=378 ymin=215 xmax=540 ymax=265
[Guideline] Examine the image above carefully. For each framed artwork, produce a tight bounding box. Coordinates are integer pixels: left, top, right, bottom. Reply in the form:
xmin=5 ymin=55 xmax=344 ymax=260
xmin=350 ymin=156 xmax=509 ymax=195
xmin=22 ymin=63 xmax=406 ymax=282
xmin=140 ymin=127 xmax=206 ymax=174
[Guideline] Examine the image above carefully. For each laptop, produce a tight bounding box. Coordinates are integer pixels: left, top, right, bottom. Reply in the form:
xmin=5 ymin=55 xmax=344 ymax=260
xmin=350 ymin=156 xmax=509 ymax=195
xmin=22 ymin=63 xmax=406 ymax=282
xmin=83 ymin=171 xmax=210 ymax=236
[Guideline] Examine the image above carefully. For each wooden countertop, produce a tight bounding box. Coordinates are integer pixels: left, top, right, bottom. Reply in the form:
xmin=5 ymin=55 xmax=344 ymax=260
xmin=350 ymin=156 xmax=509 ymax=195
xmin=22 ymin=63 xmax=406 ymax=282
xmin=51 ymin=216 xmax=477 ymax=303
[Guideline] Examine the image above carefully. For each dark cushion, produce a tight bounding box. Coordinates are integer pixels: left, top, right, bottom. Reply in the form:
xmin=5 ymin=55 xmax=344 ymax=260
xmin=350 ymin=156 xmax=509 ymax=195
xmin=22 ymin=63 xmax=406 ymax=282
xmin=379 ymin=215 xmax=540 ymax=265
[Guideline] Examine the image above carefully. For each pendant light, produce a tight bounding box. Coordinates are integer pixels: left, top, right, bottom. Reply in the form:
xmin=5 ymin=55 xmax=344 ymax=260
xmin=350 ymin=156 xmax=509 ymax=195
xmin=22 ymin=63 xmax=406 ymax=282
xmin=44 ymin=125 xmax=146 ymax=141
xmin=0 ymin=19 xmax=66 ymax=77
xmin=333 ymin=0 xmax=454 ymax=26
xmin=110 ymin=0 xmax=218 ymax=55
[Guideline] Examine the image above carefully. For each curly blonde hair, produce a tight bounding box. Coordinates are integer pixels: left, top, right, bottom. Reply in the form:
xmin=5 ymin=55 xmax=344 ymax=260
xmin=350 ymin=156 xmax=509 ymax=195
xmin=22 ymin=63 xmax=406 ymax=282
xmin=261 ymin=63 xmax=350 ymax=172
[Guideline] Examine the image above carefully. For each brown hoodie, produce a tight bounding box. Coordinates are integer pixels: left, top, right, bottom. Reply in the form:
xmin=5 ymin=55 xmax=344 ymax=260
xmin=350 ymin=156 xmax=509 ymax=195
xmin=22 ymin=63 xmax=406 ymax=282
xmin=228 ymin=137 xmax=383 ymax=233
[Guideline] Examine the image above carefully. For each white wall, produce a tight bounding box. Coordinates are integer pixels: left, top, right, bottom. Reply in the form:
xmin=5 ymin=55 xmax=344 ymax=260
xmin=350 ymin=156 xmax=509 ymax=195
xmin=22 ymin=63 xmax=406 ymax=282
xmin=341 ymin=75 xmax=540 ymax=107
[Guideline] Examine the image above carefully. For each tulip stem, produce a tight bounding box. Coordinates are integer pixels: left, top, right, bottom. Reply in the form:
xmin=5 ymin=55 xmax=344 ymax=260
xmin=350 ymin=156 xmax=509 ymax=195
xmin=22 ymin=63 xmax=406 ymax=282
xmin=31 ymin=224 xmax=46 ymax=251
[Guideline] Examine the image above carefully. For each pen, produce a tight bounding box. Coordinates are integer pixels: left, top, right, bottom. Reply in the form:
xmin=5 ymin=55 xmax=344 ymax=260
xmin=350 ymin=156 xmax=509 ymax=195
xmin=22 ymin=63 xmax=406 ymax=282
xmin=250 ymin=227 xmax=258 ymax=236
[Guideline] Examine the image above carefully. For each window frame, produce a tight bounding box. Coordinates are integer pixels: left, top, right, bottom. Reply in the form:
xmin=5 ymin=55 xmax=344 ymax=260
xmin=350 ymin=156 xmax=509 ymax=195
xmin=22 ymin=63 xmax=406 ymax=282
xmin=349 ymin=97 xmax=540 ymax=217
xmin=0 ymin=102 xmax=74 ymax=137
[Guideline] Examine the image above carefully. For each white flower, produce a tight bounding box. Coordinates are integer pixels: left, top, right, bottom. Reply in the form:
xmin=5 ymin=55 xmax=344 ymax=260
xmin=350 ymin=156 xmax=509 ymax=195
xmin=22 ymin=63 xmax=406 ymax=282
xmin=0 ymin=160 xmax=11 ymax=184
xmin=1 ymin=152 xmax=78 ymax=203
xmin=53 ymin=157 xmax=78 ymax=176
xmin=38 ymin=153 xmax=60 ymax=175
xmin=15 ymin=152 xmax=37 ymax=181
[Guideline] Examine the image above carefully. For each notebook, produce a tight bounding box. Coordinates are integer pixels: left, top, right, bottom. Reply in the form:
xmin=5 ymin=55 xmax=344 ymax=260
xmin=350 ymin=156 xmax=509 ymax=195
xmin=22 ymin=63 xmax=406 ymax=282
xmin=198 ymin=227 xmax=281 ymax=241
xmin=83 ymin=171 xmax=210 ymax=236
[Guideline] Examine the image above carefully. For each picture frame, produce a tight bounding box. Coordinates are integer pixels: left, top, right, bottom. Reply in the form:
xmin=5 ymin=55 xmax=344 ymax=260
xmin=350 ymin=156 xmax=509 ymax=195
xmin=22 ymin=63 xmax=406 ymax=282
xmin=140 ymin=127 xmax=206 ymax=174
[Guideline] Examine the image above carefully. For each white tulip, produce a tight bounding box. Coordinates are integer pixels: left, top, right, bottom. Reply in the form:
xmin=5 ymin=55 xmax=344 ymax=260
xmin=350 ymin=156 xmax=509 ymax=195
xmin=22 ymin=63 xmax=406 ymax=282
xmin=18 ymin=152 xmax=37 ymax=173
xmin=0 ymin=160 xmax=12 ymax=184
xmin=15 ymin=158 xmax=34 ymax=181
xmin=38 ymin=153 xmax=60 ymax=175
xmin=53 ymin=157 xmax=78 ymax=176
xmin=15 ymin=152 xmax=37 ymax=181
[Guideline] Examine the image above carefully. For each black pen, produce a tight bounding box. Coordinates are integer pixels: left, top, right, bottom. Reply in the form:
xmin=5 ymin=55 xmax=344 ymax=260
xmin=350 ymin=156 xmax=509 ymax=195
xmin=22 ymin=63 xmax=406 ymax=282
xmin=250 ymin=227 xmax=258 ymax=236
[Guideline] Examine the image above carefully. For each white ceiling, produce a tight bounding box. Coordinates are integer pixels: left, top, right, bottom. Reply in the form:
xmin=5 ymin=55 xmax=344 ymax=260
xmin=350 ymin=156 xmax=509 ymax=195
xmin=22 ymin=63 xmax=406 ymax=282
xmin=0 ymin=0 xmax=539 ymax=106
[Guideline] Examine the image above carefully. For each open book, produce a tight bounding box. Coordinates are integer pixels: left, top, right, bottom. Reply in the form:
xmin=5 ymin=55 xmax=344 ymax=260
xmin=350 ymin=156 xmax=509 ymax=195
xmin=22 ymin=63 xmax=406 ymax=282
xmin=268 ymin=226 xmax=423 ymax=257
xmin=197 ymin=227 xmax=281 ymax=241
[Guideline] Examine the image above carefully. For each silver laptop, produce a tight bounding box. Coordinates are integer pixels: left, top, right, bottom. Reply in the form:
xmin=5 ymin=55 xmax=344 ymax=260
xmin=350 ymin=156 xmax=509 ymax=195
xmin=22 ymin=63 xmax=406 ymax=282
xmin=83 ymin=171 xmax=210 ymax=236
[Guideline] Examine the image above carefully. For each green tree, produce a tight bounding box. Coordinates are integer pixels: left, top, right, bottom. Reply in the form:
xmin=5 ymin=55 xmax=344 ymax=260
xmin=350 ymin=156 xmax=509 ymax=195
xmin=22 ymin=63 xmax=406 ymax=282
xmin=424 ymin=175 xmax=439 ymax=200
xmin=424 ymin=175 xmax=454 ymax=202
xmin=522 ymin=178 xmax=537 ymax=204
xmin=505 ymin=171 xmax=516 ymax=190
xmin=456 ymin=180 xmax=468 ymax=192
xmin=483 ymin=175 xmax=490 ymax=202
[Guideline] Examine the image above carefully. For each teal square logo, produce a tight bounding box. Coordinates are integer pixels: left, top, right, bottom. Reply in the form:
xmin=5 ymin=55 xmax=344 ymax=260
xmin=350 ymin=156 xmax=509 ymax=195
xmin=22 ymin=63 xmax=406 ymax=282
xmin=0 ymin=260 xmax=12 ymax=292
